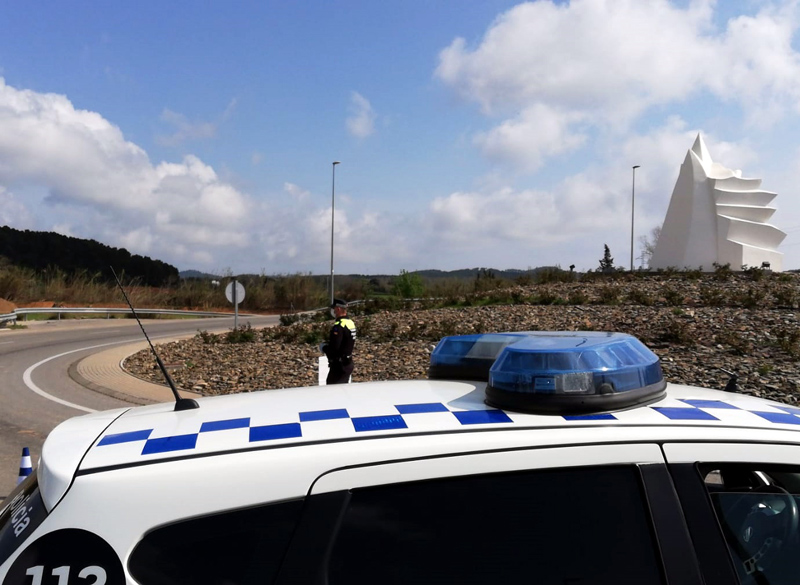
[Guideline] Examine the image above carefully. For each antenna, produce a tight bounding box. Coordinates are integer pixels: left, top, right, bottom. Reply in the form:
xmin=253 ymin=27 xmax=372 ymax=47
xmin=110 ymin=267 xmax=199 ymax=411
xmin=720 ymin=367 xmax=738 ymax=393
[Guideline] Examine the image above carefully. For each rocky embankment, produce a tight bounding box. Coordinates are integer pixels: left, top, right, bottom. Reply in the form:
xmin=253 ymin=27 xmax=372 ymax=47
xmin=124 ymin=272 xmax=800 ymax=404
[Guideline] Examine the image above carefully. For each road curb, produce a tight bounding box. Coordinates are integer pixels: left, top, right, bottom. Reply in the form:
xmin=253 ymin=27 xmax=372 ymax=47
xmin=67 ymin=360 xmax=158 ymax=406
xmin=69 ymin=339 xmax=201 ymax=406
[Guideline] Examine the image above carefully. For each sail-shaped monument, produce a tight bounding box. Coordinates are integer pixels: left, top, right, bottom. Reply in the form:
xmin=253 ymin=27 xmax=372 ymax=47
xmin=650 ymin=134 xmax=785 ymax=271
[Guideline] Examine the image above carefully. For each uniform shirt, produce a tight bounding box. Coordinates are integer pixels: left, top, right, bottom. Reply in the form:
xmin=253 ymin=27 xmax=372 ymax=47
xmin=326 ymin=317 xmax=357 ymax=364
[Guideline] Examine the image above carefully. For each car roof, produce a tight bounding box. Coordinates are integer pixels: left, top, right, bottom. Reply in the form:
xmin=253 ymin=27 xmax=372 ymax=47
xmin=37 ymin=378 xmax=800 ymax=508
xmin=76 ymin=379 xmax=800 ymax=468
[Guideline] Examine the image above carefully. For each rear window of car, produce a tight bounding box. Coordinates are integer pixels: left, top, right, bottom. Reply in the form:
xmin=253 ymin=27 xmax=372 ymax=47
xmin=327 ymin=465 xmax=665 ymax=585
xmin=128 ymin=498 xmax=303 ymax=585
xmin=0 ymin=471 xmax=48 ymax=566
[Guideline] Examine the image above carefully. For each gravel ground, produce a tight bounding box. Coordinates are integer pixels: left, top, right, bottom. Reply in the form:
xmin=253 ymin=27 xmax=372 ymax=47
xmin=124 ymin=273 xmax=800 ymax=404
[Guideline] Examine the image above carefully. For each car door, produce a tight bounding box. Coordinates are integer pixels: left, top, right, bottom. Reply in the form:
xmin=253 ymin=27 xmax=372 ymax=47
xmin=276 ymin=443 xmax=703 ymax=585
xmin=665 ymin=442 xmax=800 ymax=585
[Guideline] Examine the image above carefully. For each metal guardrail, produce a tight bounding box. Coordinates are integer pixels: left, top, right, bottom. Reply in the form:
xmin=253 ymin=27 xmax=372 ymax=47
xmin=0 ymin=307 xmax=255 ymax=324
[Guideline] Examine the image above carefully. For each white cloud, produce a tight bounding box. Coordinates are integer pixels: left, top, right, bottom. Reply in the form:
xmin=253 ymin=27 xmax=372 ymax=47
xmin=473 ymin=104 xmax=588 ymax=171
xmin=0 ymin=72 xmax=730 ymax=275
xmin=0 ymin=78 xmax=253 ymax=269
xmin=284 ymin=182 xmax=310 ymax=200
xmin=157 ymin=98 xmax=237 ymax=146
xmin=157 ymin=109 xmax=218 ymax=146
xmin=0 ymin=186 xmax=33 ymax=228
xmin=436 ymin=0 xmax=800 ymax=169
xmin=427 ymin=187 xmax=561 ymax=246
xmin=0 ymin=78 xmax=420 ymax=274
xmin=420 ymin=117 xmax=770 ymax=269
xmin=221 ymin=98 xmax=238 ymax=121
xmin=346 ymin=91 xmax=376 ymax=138
xmin=254 ymin=195 xmax=418 ymax=271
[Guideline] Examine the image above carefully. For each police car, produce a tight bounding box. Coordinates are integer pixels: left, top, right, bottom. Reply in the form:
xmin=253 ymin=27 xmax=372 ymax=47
xmin=2 ymin=331 xmax=800 ymax=585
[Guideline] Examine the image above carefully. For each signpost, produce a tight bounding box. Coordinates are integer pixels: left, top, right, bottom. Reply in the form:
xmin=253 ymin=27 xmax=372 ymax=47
xmin=225 ymin=279 xmax=246 ymax=329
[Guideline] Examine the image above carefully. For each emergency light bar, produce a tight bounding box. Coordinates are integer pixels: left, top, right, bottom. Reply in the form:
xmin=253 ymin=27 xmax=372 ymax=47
xmin=428 ymin=332 xmax=530 ymax=380
xmin=430 ymin=331 xmax=666 ymax=414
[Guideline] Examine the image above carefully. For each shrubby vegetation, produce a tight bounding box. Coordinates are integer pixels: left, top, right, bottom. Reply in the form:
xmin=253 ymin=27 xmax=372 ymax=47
xmin=0 ymin=261 xmax=330 ymax=313
xmin=2 ymin=240 xmax=798 ymax=329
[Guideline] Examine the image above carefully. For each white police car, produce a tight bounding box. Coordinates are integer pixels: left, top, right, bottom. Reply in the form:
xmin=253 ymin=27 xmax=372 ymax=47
xmin=2 ymin=331 xmax=800 ymax=585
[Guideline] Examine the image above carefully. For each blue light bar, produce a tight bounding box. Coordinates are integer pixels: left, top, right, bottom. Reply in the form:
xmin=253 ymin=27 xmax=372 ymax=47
xmin=428 ymin=333 xmax=529 ymax=381
xmin=429 ymin=331 xmax=666 ymax=414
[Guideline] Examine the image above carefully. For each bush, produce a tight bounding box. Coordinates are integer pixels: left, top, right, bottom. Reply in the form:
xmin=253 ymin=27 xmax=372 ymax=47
xmin=597 ymin=286 xmax=620 ymax=305
xmin=197 ymin=329 xmax=219 ymax=344
xmin=568 ymin=291 xmax=588 ymax=305
xmin=659 ymin=319 xmax=693 ymax=344
xmin=743 ymin=265 xmax=765 ymax=282
xmin=535 ymin=267 xmax=574 ymax=284
xmin=225 ymin=323 xmax=256 ymax=343
xmin=684 ymin=267 xmax=703 ymax=280
xmin=272 ymin=273 xmax=326 ymax=311
xmin=428 ymin=279 xmax=468 ymax=306
xmin=735 ymin=287 xmax=766 ymax=309
xmin=773 ymin=286 xmax=797 ymax=308
xmin=473 ymin=268 xmax=506 ymax=293
xmin=716 ymin=331 xmax=752 ymax=356
xmin=627 ymin=289 xmax=654 ymax=306
xmin=279 ymin=313 xmax=300 ymax=326
xmin=483 ymin=288 xmax=514 ymax=305
xmin=534 ymin=290 xmax=565 ymax=305
xmin=712 ymin=262 xmax=732 ymax=281
xmin=662 ymin=287 xmax=683 ymax=306
xmin=775 ymin=327 xmax=800 ymax=357
xmin=699 ymin=286 xmax=726 ymax=307
xmin=302 ymin=327 xmax=327 ymax=345
xmin=392 ymin=270 xmax=426 ymax=299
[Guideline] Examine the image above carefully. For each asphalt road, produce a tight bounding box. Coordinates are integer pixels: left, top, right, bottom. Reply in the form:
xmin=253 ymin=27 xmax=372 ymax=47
xmin=0 ymin=314 xmax=280 ymax=499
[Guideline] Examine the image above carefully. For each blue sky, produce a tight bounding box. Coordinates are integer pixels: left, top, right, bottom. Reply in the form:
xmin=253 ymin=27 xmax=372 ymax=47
xmin=2 ymin=0 xmax=800 ymax=275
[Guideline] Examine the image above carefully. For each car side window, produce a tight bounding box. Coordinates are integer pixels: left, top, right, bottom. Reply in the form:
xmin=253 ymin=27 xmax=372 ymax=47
xmin=327 ymin=465 xmax=665 ymax=585
xmin=701 ymin=464 xmax=800 ymax=585
xmin=128 ymin=498 xmax=304 ymax=585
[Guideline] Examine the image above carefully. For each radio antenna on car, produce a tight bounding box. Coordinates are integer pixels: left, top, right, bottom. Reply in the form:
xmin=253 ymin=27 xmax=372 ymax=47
xmin=720 ymin=367 xmax=738 ymax=393
xmin=111 ymin=267 xmax=199 ymax=411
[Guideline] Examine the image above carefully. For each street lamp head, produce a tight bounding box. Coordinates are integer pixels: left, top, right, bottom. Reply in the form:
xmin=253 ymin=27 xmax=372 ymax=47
xmin=333 ymin=161 xmax=341 ymax=166
xmin=633 ymin=165 xmax=641 ymax=169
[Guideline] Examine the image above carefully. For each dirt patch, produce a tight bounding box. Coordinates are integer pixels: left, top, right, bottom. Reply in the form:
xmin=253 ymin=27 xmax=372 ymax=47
xmin=0 ymin=298 xmax=16 ymax=314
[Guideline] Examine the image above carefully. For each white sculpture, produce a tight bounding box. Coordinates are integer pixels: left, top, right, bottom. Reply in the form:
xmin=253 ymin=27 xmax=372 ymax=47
xmin=650 ymin=134 xmax=785 ymax=272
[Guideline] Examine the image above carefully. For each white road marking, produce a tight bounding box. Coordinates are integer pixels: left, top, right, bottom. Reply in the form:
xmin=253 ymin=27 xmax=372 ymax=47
xmin=21 ymin=330 xmax=212 ymax=412
xmin=22 ymin=340 xmax=133 ymax=413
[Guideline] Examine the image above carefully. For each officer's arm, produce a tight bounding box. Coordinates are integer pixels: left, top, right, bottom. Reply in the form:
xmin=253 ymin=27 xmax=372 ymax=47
xmin=327 ymin=323 xmax=344 ymax=357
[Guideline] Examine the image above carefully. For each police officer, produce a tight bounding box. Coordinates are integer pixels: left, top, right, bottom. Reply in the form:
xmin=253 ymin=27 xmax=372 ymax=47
xmin=322 ymin=298 xmax=357 ymax=385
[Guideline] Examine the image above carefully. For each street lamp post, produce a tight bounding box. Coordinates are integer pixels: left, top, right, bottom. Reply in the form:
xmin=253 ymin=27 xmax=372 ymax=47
xmin=630 ymin=165 xmax=640 ymax=272
xmin=330 ymin=161 xmax=340 ymax=305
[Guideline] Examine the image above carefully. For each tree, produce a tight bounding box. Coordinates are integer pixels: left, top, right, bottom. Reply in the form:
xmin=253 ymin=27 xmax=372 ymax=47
xmin=392 ymin=269 xmax=425 ymax=298
xmin=638 ymin=225 xmax=662 ymax=268
xmin=598 ymin=244 xmax=614 ymax=273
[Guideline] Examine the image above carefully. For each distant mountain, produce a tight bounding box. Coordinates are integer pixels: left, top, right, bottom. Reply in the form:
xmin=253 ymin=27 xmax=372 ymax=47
xmin=180 ymin=269 xmax=221 ymax=280
xmin=411 ymin=267 xmax=563 ymax=280
xmin=0 ymin=226 xmax=179 ymax=286
xmin=178 ymin=266 xmax=567 ymax=283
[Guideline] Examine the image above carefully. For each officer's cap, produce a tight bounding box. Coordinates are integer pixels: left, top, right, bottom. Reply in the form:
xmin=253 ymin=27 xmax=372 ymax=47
xmin=330 ymin=298 xmax=347 ymax=308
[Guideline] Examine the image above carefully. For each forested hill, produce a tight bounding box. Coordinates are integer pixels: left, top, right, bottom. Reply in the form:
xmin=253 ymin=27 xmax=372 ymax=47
xmin=0 ymin=226 xmax=178 ymax=286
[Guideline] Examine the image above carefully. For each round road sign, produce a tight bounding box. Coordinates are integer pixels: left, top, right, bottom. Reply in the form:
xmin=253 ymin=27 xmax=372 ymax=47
xmin=225 ymin=281 xmax=246 ymax=306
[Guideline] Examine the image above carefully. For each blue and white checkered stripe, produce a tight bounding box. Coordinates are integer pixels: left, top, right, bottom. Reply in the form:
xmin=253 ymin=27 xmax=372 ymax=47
xmin=95 ymin=399 xmax=800 ymax=457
